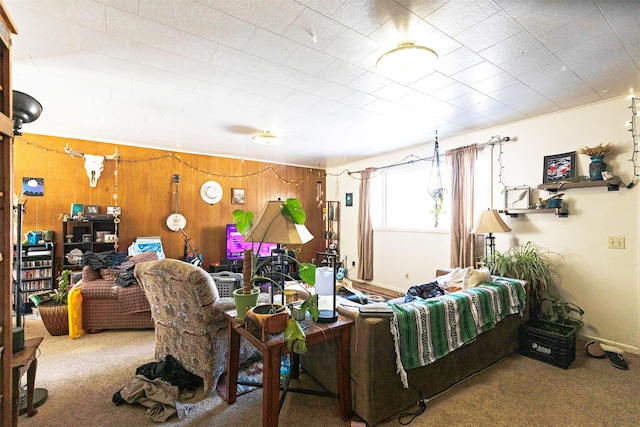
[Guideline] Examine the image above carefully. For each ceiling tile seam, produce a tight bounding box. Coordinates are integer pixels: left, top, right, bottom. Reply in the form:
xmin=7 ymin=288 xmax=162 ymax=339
xmin=592 ymin=0 xmax=640 ymax=71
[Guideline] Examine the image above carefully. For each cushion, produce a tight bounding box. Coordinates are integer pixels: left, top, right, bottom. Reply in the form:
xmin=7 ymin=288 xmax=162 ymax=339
xmin=463 ymin=267 xmax=491 ymax=289
xmin=81 ymin=265 xmax=101 ymax=282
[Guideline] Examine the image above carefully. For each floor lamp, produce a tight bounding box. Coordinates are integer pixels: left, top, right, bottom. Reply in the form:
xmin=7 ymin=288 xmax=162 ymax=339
xmin=12 ymin=90 xmax=49 ymax=413
xmin=471 ymin=209 xmax=511 ymax=265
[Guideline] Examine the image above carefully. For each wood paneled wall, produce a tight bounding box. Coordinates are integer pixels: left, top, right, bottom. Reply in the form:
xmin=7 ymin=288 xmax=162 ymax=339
xmin=13 ymin=134 xmax=325 ymax=273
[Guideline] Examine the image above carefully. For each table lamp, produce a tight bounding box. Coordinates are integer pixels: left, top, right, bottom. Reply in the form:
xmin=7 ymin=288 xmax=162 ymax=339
xmin=248 ymin=201 xmax=314 ymax=304
xmin=471 ymin=209 xmax=511 ymax=263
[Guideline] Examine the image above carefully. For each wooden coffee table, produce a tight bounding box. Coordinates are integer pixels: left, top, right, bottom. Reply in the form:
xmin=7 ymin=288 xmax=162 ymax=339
xmin=224 ymin=310 xmax=353 ymax=427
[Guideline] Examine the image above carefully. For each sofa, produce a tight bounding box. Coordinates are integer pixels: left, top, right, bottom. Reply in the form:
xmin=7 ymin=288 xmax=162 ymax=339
xmin=302 ymin=270 xmax=529 ymax=425
xmin=77 ymin=252 xmax=158 ymax=332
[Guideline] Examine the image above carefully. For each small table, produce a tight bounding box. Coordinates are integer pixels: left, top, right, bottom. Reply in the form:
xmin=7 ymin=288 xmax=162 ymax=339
xmin=224 ymin=310 xmax=353 ymax=427
xmin=12 ymin=336 xmax=45 ymax=427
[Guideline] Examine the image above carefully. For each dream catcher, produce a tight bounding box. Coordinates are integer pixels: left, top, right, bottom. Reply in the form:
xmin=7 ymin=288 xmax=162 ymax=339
xmin=428 ymin=131 xmax=445 ymax=228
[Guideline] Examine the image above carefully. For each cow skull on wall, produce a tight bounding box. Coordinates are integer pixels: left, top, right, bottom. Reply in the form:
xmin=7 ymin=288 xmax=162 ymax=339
xmin=65 ymin=144 xmax=119 ymax=187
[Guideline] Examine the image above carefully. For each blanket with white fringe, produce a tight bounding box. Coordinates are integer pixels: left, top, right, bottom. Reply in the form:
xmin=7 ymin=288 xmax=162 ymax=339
xmin=389 ymin=278 xmax=526 ymax=388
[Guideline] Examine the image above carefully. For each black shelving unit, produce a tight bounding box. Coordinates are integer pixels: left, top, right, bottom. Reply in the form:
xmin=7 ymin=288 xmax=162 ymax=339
xmin=14 ymin=243 xmax=55 ymax=313
xmin=62 ymin=218 xmax=120 ymax=270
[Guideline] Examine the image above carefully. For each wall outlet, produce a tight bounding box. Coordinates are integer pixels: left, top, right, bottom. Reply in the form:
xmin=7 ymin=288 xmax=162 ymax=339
xmin=608 ymin=236 xmax=625 ymax=249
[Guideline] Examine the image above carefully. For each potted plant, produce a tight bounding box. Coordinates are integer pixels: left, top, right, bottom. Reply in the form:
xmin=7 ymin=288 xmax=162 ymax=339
xmin=483 ymin=241 xmax=561 ymax=318
xmin=38 ymin=269 xmax=72 ymax=336
xmin=232 ymin=198 xmax=320 ymax=354
xmin=539 ymin=291 xmax=584 ymax=334
xmin=577 ymin=142 xmax=615 ymax=181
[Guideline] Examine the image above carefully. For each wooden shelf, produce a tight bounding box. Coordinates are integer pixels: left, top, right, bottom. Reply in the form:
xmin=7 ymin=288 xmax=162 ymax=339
xmin=537 ymin=179 xmax=620 ymax=193
xmin=499 ymin=208 xmax=568 ymax=218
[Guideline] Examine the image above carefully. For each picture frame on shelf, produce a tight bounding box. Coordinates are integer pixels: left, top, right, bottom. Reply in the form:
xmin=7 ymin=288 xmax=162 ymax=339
xmin=70 ymin=203 xmax=83 ymax=217
xmin=232 ymin=188 xmax=245 ymax=205
xmin=85 ymin=205 xmax=99 ymax=215
xmin=107 ymin=206 xmax=122 ymax=216
xmin=543 ymin=151 xmax=576 ymax=183
xmin=504 ymin=187 xmax=531 ymax=210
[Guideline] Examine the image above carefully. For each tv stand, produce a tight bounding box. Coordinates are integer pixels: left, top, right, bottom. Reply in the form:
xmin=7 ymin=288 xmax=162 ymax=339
xmin=209 ymin=259 xmax=244 ymax=273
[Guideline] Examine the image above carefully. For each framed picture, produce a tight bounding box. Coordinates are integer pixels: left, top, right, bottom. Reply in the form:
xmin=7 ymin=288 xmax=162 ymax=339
xmin=70 ymin=203 xmax=83 ymax=217
xmin=85 ymin=205 xmax=99 ymax=215
xmin=504 ymin=186 xmax=530 ymax=210
xmin=107 ymin=206 xmax=122 ymax=216
xmin=543 ymin=151 xmax=576 ymax=183
xmin=345 ymin=193 xmax=353 ymax=207
xmin=22 ymin=177 xmax=44 ymax=196
xmin=232 ymin=188 xmax=245 ymax=205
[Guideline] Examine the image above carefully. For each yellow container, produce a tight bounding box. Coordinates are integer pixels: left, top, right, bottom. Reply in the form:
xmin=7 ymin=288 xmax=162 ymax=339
xmin=68 ymin=284 xmax=85 ymax=339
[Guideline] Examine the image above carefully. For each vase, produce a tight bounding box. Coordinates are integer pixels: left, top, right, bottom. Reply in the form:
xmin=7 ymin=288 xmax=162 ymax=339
xmin=38 ymin=302 xmax=69 ymax=336
xmin=589 ymin=155 xmax=607 ymax=181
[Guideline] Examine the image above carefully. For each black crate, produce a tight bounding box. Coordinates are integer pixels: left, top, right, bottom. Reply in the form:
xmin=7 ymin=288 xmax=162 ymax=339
xmin=519 ymin=319 xmax=576 ymax=369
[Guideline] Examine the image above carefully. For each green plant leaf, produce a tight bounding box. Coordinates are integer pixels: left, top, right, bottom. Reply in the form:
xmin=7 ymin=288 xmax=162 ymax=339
xmin=281 ymin=198 xmax=306 ymax=224
xmin=297 ymin=262 xmax=316 ymax=285
xmin=283 ymin=318 xmax=307 ymax=354
xmin=232 ymin=210 xmax=254 ymax=235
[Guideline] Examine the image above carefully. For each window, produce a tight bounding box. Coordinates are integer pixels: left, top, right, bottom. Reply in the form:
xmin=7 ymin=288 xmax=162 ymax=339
xmin=371 ymin=161 xmax=450 ymax=230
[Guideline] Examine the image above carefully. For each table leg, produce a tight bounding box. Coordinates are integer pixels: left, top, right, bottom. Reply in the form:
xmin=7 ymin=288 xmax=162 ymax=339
xmin=226 ymin=322 xmax=241 ymax=404
xmin=335 ymin=328 xmax=353 ymax=420
xmin=26 ymin=358 xmax=38 ymax=417
xmin=12 ymin=367 xmax=20 ymax=427
xmin=263 ymin=348 xmax=282 ymax=427
xmin=290 ymin=352 xmax=300 ymax=379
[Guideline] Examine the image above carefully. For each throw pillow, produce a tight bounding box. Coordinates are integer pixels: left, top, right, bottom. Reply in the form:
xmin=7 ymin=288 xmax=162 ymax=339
xmin=463 ymin=268 xmax=491 ymax=289
xmin=81 ymin=265 xmax=101 ymax=282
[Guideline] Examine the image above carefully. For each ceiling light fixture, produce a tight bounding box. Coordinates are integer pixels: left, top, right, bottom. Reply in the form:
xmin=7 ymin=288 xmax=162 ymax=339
xmin=376 ymin=42 xmax=438 ymax=81
xmin=252 ymin=131 xmax=283 ymax=145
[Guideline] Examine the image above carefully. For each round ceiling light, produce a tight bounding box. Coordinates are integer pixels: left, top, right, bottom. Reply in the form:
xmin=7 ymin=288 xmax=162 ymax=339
xmin=376 ymin=43 xmax=438 ymax=81
xmin=252 ymin=131 xmax=283 ymax=145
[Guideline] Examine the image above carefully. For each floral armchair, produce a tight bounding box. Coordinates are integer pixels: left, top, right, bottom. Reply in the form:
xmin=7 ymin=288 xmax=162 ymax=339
xmin=134 ymin=258 xmax=267 ymax=396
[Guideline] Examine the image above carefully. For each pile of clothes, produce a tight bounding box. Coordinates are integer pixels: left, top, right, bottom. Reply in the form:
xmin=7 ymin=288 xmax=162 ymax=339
xmin=113 ymin=355 xmax=203 ymax=423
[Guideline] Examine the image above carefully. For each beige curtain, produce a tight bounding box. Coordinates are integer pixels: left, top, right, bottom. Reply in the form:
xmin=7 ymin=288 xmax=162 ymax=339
xmin=357 ymin=168 xmax=374 ymax=281
xmin=446 ymin=145 xmax=478 ymax=268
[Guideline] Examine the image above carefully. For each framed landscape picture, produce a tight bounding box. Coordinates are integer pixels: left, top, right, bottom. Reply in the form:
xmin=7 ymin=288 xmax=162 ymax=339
xmin=543 ymin=151 xmax=576 ymax=183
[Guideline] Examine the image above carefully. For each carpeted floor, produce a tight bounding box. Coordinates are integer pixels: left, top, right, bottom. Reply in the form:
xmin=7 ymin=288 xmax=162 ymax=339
xmin=17 ymin=312 xmax=640 ymax=426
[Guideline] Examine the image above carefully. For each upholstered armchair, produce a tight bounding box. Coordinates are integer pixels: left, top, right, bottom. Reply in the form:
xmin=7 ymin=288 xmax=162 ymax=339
xmin=134 ymin=258 xmax=267 ymax=395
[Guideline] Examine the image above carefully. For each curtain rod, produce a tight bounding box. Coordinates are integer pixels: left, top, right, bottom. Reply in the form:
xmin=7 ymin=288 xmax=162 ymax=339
xmin=346 ymin=135 xmax=512 ymax=176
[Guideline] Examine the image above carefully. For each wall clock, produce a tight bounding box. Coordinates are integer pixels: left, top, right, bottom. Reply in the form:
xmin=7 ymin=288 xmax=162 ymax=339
xmin=200 ymin=180 xmax=223 ymax=205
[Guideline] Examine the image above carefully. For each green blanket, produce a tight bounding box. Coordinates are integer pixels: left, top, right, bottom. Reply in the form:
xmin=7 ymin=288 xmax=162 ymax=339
xmin=390 ymin=278 xmax=526 ymax=388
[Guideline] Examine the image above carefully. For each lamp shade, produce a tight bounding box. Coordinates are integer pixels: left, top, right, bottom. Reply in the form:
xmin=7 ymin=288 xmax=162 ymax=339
xmin=471 ymin=209 xmax=511 ymax=234
xmin=248 ymin=201 xmax=313 ymax=245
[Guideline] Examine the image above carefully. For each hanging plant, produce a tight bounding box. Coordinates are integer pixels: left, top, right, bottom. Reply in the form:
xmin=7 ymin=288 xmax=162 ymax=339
xmin=430 ymin=187 xmax=445 ymax=228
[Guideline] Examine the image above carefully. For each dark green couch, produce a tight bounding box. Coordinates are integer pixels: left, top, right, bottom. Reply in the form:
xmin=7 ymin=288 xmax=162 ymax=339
xmin=302 ymin=272 xmax=529 ymax=425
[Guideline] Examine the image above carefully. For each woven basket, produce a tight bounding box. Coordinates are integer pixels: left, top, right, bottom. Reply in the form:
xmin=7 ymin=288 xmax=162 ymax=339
xmin=38 ymin=303 xmax=69 ymax=336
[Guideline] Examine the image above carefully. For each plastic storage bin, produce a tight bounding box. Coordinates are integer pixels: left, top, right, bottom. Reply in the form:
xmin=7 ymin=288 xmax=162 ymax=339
xmin=519 ymin=319 xmax=576 ymax=369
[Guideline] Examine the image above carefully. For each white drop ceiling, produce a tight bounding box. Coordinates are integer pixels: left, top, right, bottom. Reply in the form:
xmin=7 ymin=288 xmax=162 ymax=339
xmin=7 ymin=0 xmax=640 ymax=168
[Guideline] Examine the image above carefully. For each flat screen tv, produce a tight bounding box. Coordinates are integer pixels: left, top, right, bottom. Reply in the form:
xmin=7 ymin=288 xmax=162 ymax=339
xmin=226 ymin=224 xmax=278 ymax=260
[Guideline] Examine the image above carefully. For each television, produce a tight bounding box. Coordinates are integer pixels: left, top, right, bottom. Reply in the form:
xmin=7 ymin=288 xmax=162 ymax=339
xmin=226 ymin=224 xmax=278 ymax=260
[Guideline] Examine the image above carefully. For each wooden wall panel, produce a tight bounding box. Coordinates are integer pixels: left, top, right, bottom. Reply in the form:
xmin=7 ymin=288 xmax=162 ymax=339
xmin=13 ymin=134 xmax=325 ymax=274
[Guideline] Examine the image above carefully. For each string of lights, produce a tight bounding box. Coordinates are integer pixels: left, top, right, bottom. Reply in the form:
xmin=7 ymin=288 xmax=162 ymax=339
xmin=627 ymin=97 xmax=638 ymax=189
xmin=19 ymin=140 xmax=315 ymax=185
